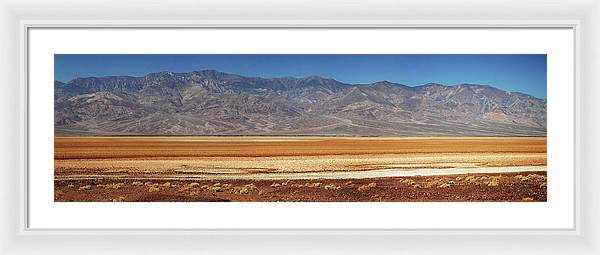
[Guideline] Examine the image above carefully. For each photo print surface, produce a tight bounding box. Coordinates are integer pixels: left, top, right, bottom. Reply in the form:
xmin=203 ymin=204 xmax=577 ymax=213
xmin=53 ymin=54 xmax=547 ymax=202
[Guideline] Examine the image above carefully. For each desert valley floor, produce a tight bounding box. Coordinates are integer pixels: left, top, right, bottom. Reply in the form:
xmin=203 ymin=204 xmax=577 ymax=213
xmin=54 ymin=136 xmax=547 ymax=202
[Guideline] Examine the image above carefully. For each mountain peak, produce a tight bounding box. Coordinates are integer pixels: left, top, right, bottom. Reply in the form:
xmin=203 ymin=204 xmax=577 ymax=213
xmin=56 ymin=70 xmax=543 ymax=100
xmin=304 ymin=75 xmax=325 ymax=79
xmin=55 ymin=69 xmax=547 ymax=136
xmin=370 ymin=81 xmax=407 ymax=86
xmin=144 ymin=71 xmax=176 ymax=78
xmin=420 ymin=82 xmax=448 ymax=87
xmin=192 ymin=69 xmax=225 ymax=76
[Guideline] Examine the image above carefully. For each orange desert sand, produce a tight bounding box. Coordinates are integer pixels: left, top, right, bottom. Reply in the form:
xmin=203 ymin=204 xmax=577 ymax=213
xmin=54 ymin=136 xmax=547 ymax=202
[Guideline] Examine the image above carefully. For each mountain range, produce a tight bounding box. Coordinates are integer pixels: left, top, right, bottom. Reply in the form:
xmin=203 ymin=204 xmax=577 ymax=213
xmin=54 ymin=70 xmax=547 ymax=136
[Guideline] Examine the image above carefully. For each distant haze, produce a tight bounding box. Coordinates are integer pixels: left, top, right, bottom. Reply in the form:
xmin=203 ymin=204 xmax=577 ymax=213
xmin=54 ymin=69 xmax=546 ymax=136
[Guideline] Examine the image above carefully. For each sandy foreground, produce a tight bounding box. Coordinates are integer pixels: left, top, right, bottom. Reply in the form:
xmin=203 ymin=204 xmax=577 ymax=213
xmin=54 ymin=136 xmax=547 ymax=202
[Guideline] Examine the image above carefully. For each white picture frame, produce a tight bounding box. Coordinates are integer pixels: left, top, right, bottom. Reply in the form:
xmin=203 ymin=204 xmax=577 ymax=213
xmin=1 ymin=0 xmax=599 ymax=254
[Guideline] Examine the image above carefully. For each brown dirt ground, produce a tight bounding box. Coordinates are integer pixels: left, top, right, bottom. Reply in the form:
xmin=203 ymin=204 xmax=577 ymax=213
xmin=55 ymin=172 xmax=547 ymax=202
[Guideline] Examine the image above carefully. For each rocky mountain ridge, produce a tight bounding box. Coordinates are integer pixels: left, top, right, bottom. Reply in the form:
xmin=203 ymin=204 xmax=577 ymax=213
xmin=55 ymin=70 xmax=547 ymax=136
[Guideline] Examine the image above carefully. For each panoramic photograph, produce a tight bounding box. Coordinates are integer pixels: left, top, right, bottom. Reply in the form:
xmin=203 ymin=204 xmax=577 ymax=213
xmin=53 ymin=54 xmax=547 ymax=202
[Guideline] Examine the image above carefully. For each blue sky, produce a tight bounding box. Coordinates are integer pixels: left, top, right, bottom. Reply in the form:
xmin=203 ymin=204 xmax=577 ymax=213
xmin=55 ymin=54 xmax=547 ymax=98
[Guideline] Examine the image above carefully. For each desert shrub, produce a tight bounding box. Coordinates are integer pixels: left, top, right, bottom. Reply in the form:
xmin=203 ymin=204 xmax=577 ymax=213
xmin=189 ymin=182 xmax=200 ymax=188
xmin=438 ymin=183 xmax=451 ymax=188
xmin=401 ymin=179 xmax=416 ymax=185
xmin=79 ymin=185 xmax=92 ymax=191
xmin=211 ymin=186 xmax=223 ymax=192
xmin=112 ymin=196 xmax=126 ymax=202
xmin=271 ymin=183 xmax=281 ymax=188
xmin=465 ymin=176 xmax=479 ymax=184
xmin=105 ymin=183 xmax=125 ymax=189
xmin=148 ymin=186 xmax=160 ymax=192
xmin=424 ymin=178 xmax=449 ymax=188
xmin=238 ymin=183 xmax=258 ymax=193
xmin=487 ymin=177 xmax=500 ymax=187
xmin=324 ymin=184 xmax=341 ymax=190
xmin=189 ymin=191 xmax=202 ymax=196
xmin=358 ymin=182 xmax=377 ymax=191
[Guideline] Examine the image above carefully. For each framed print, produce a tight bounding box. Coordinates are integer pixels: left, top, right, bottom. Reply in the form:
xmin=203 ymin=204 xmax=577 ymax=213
xmin=1 ymin=0 xmax=599 ymax=254
xmin=26 ymin=27 xmax=573 ymax=230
